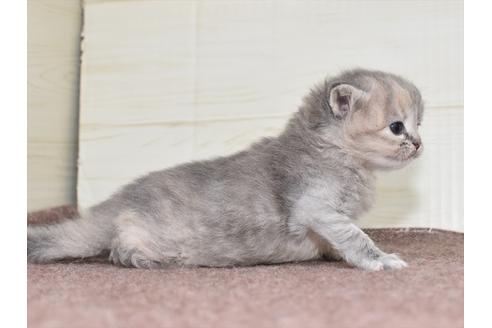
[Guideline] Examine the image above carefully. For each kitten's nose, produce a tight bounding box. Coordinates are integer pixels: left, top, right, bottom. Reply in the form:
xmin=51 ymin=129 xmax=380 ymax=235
xmin=412 ymin=141 xmax=421 ymax=150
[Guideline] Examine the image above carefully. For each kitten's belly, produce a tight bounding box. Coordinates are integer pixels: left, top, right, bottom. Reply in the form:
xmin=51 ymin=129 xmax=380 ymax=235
xmin=150 ymin=201 xmax=324 ymax=266
xmin=267 ymin=234 xmax=324 ymax=264
xmin=182 ymin=231 xmax=323 ymax=267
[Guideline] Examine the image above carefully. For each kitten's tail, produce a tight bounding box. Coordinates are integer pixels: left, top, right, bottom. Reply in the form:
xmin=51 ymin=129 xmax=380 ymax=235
xmin=27 ymin=214 xmax=113 ymax=263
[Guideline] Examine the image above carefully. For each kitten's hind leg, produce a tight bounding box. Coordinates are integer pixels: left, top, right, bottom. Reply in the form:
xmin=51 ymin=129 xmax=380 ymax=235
xmin=109 ymin=211 xmax=164 ymax=269
xmin=109 ymin=244 xmax=161 ymax=269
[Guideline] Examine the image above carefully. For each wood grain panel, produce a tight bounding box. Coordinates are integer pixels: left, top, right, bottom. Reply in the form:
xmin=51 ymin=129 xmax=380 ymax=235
xmin=78 ymin=0 xmax=463 ymax=231
xmin=28 ymin=0 xmax=82 ymax=210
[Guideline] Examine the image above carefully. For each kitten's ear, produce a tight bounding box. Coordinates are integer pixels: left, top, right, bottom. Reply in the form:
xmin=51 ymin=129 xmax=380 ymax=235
xmin=328 ymin=83 xmax=365 ymax=119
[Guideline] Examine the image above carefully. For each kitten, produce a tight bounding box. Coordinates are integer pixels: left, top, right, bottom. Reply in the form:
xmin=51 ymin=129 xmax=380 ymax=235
xmin=28 ymin=69 xmax=424 ymax=271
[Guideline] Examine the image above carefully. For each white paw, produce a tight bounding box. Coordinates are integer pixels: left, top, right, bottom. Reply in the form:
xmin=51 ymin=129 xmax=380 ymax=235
xmin=355 ymin=253 xmax=408 ymax=271
xmin=379 ymin=253 xmax=408 ymax=270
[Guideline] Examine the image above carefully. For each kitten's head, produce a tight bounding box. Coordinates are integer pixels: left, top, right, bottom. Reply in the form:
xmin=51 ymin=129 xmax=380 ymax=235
xmin=325 ymin=69 xmax=424 ymax=170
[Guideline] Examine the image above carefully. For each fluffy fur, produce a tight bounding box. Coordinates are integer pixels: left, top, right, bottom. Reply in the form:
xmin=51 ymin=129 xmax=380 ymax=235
xmin=28 ymin=69 xmax=424 ymax=271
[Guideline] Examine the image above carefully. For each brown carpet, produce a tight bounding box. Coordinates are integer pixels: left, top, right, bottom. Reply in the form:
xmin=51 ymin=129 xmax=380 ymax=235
xmin=28 ymin=206 xmax=463 ymax=328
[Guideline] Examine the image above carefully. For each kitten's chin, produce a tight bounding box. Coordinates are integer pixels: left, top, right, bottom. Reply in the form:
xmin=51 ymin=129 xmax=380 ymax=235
xmin=364 ymin=146 xmax=423 ymax=170
xmin=366 ymin=156 xmax=414 ymax=171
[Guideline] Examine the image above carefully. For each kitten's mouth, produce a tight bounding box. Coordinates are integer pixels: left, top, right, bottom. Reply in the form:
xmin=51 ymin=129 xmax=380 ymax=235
xmin=402 ymin=143 xmax=423 ymax=161
xmin=390 ymin=145 xmax=423 ymax=166
xmin=403 ymin=151 xmax=420 ymax=162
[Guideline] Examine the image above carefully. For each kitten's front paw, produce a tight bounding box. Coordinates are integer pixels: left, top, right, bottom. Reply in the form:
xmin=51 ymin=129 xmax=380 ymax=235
xmin=378 ymin=253 xmax=408 ymax=270
xmin=354 ymin=253 xmax=408 ymax=271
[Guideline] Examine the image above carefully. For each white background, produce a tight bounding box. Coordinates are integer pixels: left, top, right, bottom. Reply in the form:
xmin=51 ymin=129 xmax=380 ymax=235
xmin=78 ymin=0 xmax=463 ymax=231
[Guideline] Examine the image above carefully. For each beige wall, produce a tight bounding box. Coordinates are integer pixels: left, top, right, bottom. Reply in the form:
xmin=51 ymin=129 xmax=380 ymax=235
xmin=27 ymin=0 xmax=82 ymax=210
xmin=78 ymin=0 xmax=463 ymax=231
xmin=27 ymin=0 xmax=463 ymax=231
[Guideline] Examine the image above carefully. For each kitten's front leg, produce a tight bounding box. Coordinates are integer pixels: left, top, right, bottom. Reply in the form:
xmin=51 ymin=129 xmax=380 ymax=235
xmin=310 ymin=215 xmax=407 ymax=271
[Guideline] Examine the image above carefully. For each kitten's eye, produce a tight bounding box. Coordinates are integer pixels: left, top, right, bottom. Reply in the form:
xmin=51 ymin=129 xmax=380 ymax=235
xmin=389 ymin=121 xmax=405 ymax=135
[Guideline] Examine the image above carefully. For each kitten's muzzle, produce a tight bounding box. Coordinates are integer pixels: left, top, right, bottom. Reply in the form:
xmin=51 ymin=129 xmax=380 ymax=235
xmin=407 ymin=134 xmax=422 ymax=155
xmin=412 ymin=142 xmax=424 ymax=158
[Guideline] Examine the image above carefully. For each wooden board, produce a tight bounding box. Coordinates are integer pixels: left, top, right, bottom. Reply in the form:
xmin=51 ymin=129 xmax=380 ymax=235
xmin=78 ymin=0 xmax=463 ymax=231
xmin=28 ymin=0 xmax=82 ymax=210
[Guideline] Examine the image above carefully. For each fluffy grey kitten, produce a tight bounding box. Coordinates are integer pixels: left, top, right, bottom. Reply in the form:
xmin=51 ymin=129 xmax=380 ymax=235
xmin=28 ymin=69 xmax=424 ymax=271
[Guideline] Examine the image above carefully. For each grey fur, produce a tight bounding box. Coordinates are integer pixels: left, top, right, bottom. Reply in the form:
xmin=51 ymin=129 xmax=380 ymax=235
xmin=28 ymin=69 xmax=424 ymax=271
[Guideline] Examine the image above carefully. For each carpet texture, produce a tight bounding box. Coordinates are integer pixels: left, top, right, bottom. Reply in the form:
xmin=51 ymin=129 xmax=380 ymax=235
xmin=28 ymin=206 xmax=463 ymax=328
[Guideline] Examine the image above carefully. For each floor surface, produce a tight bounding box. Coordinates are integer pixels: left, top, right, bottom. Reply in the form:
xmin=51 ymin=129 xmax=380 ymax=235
xmin=28 ymin=206 xmax=463 ymax=328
